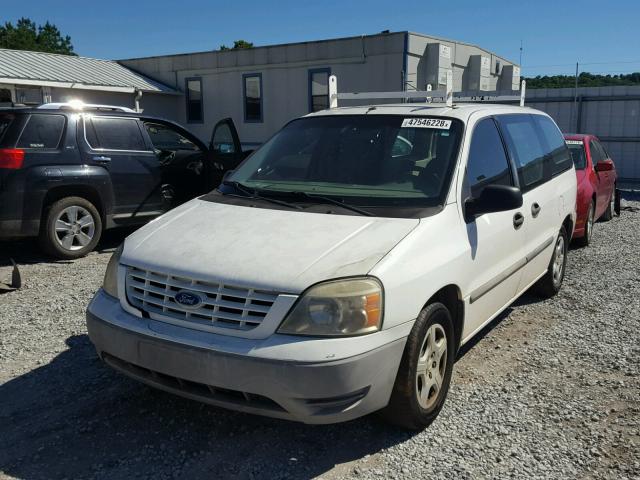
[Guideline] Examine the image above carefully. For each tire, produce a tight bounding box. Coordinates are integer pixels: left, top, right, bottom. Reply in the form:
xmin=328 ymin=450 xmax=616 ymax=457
xmin=381 ymin=302 xmax=455 ymax=430
xmin=532 ymin=225 xmax=568 ymax=298
xmin=614 ymin=188 xmax=621 ymax=216
xmin=39 ymin=196 xmax=102 ymax=260
xmin=575 ymin=201 xmax=594 ymax=248
xmin=601 ymin=188 xmax=614 ymax=221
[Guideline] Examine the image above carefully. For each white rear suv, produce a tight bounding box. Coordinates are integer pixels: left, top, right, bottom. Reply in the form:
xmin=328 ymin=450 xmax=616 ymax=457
xmin=87 ymin=103 xmax=576 ymax=430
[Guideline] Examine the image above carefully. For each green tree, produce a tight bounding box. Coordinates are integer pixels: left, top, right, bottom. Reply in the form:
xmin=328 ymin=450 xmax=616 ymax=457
xmin=0 ymin=17 xmax=75 ymax=55
xmin=525 ymin=72 xmax=640 ymax=89
xmin=219 ymin=40 xmax=254 ymax=51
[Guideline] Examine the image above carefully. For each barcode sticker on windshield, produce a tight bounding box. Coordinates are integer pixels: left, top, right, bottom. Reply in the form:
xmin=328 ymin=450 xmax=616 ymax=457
xmin=401 ymin=118 xmax=451 ymax=129
xmin=565 ymin=140 xmax=583 ymax=145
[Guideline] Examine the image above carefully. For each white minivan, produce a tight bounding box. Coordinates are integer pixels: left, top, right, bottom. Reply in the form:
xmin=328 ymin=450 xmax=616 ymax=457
xmin=87 ymin=103 xmax=576 ymax=430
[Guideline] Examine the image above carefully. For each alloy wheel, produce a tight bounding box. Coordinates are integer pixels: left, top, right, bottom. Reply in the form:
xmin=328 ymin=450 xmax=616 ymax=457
xmin=552 ymin=234 xmax=566 ymax=287
xmin=415 ymin=323 xmax=447 ymax=410
xmin=54 ymin=206 xmax=96 ymax=251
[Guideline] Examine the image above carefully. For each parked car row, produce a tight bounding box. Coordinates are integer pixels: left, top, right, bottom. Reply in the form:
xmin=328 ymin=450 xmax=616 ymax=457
xmin=1 ymin=101 xmax=619 ymax=430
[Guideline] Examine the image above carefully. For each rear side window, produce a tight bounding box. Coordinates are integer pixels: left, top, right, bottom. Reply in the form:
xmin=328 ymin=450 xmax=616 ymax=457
xmin=466 ymin=118 xmax=513 ymax=198
xmin=85 ymin=117 xmax=147 ymax=151
xmin=532 ymin=115 xmax=572 ymax=176
xmin=0 ymin=114 xmax=14 ymax=143
xmin=497 ymin=115 xmax=546 ymax=191
xmin=16 ymin=114 xmax=65 ymax=149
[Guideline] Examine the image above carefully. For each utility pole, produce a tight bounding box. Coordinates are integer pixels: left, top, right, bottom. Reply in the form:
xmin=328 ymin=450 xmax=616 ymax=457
xmin=573 ymin=62 xmax=579 ymax=131
xmin=519 ymin=40 xmax=523 ymax=66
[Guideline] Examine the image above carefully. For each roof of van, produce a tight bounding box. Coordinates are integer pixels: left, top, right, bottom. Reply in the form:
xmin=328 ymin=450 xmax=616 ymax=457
xmin=305 ymin=103 xmax=541 ymax=121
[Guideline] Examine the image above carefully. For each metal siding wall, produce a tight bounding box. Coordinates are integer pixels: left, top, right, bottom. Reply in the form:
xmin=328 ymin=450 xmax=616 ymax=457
xmin=527 ymin=86 xmax=640 ymax=186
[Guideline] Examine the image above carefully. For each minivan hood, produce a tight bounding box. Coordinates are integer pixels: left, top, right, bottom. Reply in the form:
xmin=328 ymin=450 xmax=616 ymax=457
xmin=122 ymin=199 xmax=419 ymax=293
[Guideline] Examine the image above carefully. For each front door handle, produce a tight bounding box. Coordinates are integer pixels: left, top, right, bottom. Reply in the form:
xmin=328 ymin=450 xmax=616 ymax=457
xmin=513 ymin=212 xmax=525 ymax=229
xmin=531 ymin=202 xmax=541 ymax=218
xmin=93 ymin=156 xmax=111 ymax=164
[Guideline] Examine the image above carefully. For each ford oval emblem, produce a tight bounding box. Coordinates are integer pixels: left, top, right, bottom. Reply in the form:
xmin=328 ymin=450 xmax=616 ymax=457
xmin=174 ymin=290 xmax=204 ymax=309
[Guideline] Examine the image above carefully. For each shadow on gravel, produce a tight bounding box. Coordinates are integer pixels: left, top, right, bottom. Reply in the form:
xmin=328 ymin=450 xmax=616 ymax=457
xmin=0 ymin=227 xmax=135 ymax=268
xmin=456 ymin=291 xmax=542 ymax=360
xmin=0 ymin=335 xmax=411 ymax=480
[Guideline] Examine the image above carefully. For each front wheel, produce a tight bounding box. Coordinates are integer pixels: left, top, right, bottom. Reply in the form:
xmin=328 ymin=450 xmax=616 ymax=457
xmin=39 ymin=196 xmax=102 ymax=259
xmin=532 ymin=225 xmax=568 ymax=298
xmin=381 ymin=302 xmax=455 ymax=430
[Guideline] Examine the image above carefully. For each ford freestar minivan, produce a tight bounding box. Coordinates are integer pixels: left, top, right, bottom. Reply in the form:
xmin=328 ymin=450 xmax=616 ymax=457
xmin=87 ymin=104 xmax=576 ymax=430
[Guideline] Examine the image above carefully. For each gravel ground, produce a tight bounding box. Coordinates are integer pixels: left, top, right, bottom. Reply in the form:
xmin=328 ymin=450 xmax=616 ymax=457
xmin=1 ymin=197 xmax=639 ymax=480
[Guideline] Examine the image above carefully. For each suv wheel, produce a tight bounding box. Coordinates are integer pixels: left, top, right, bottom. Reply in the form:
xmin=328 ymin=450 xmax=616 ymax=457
xmin=532 ymin=225 xmax=568 ymax=298
xmin=40 ymin=197 xmax=102 ymax=259
xmin=381 ymin=302 xmax=455 ymax=430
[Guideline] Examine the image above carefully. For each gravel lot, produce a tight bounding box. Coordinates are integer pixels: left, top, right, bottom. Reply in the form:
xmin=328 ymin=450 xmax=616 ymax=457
xmin=1 ymin=196 xmax=639 ymax=480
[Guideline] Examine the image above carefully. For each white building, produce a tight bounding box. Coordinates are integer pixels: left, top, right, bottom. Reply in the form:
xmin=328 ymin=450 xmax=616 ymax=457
xmin=1 ymin=31 xmax=520 ymax=146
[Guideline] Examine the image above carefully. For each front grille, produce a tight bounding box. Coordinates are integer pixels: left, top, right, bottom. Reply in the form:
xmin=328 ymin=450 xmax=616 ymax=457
xmin=125 ymin=266 xmax=279 ymax=332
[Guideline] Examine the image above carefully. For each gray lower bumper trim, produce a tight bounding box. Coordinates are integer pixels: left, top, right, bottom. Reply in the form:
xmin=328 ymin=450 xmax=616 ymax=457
xmin=87 ymin=311 xmax=406 ymax=424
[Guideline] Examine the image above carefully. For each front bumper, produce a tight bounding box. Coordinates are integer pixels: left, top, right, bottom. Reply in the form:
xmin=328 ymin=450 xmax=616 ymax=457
xmin=86 ymin=289 xmax=410 ymax=424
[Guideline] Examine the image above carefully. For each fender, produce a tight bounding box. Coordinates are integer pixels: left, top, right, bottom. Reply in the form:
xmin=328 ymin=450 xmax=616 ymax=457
xmin=20 ymin=165 xmax=115 ymax=234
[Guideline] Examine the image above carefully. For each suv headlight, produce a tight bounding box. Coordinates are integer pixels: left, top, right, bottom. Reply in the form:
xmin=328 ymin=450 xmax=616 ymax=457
xmin=278 ymin=277 xmax=383 ymax=336
xmin=103 ymin=244 xmax=124 ymax=298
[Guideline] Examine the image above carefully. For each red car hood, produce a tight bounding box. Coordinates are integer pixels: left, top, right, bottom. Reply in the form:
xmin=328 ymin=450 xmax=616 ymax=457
xmin=575 ymin=169 xmax=587 ymax=188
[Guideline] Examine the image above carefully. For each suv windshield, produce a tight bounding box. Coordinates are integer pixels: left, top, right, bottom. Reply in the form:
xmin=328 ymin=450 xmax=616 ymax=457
xmin=566 ymin=140 xmax=586 ymax=169
xmin=228 ymin=115 xmax=463 ymax=207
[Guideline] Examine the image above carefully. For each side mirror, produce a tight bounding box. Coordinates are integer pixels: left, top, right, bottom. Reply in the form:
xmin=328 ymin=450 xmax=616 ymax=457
xmin=222 ymin=169 xmax=235 ymax=182
xmin=465 ymin=185 xmax=523 ymax=222
xmin=595 ymin=159 xmax=613 ymax=172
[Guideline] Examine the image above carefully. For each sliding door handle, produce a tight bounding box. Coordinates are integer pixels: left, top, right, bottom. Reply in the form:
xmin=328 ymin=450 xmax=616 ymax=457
xmin=513 ymin=212 xmax=525 ymax=229
xmin=531 ymin=202 xmax=541 ymax=218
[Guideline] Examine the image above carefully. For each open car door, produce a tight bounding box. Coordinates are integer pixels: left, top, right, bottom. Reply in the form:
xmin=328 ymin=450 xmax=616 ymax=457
xmin=207 ymin=118 xmax=250 ymax=187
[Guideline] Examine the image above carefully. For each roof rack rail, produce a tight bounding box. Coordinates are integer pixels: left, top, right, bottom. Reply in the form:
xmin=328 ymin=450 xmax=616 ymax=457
xmin=329 ymin=73 xmax=526 ymax=108
xmin=37 ymin=102 xmax=137 ymax=113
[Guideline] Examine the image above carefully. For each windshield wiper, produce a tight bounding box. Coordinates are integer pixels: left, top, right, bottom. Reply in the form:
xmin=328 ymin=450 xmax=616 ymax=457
xmin=220 ymin=181 xmax=302 ymax=210
xmin=272 ymin=190 xmax=374 ymax=216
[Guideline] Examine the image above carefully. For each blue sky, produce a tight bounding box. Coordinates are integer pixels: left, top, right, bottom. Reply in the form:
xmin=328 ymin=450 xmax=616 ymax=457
xmin=4 ymin=0 xmax=640 ymax=76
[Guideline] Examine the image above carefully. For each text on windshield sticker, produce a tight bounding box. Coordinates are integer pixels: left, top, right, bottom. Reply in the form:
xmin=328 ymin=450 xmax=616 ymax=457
xmin=401 ymin=118 xmax=451 ymax=129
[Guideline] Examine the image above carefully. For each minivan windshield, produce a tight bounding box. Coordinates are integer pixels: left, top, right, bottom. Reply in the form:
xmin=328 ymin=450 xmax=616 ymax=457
xmin=228 ymin=115 xmax=463 ymax=207
xmin=566 ymin=140 xmax=586 ymax=170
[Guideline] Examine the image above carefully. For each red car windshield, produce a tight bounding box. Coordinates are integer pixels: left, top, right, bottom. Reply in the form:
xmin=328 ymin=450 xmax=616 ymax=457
xmin=566 ymin=140 xmax=586 ymax=170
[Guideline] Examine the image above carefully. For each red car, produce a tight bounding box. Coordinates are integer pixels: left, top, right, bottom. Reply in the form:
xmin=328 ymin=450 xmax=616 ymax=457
xmin=564 ymin=134 xmax=617 ymax=246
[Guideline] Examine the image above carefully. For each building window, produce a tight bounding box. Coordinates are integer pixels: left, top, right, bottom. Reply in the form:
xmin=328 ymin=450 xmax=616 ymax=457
xmin=243 ymin=73 xmax=263 ymax=122
xmin=15 ymin=86 xmax=43 ymax=105
xmin=185 ymin=77 xmax=203 ymax=123
xmin=308 ymin=68 xmax=331 ymax=112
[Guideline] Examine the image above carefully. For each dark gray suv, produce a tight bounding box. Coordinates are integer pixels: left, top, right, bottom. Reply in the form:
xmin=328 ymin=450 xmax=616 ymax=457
xmin=0 ymin=104 xmax=246 ymax=259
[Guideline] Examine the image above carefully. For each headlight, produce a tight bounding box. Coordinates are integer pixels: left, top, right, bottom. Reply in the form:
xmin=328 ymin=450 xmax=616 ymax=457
xmin=278 ymin=278 xmax=383 ymax=336
xmin=102 ymin=243 xmax=124 ymax=298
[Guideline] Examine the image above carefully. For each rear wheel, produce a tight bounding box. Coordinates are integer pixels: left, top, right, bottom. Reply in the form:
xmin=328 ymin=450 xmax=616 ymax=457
xmin=532 ymin=225 xmax=568 ymax=298
xmin=601 ymin=187 xmax=615 ymax=221
xmin=575 ymin=201 xmax=594 ymax=247
xmin=381 ymin=302 xmax=455 ymax=430
xmin=40 ymin=196 xmax=102 ymax=259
